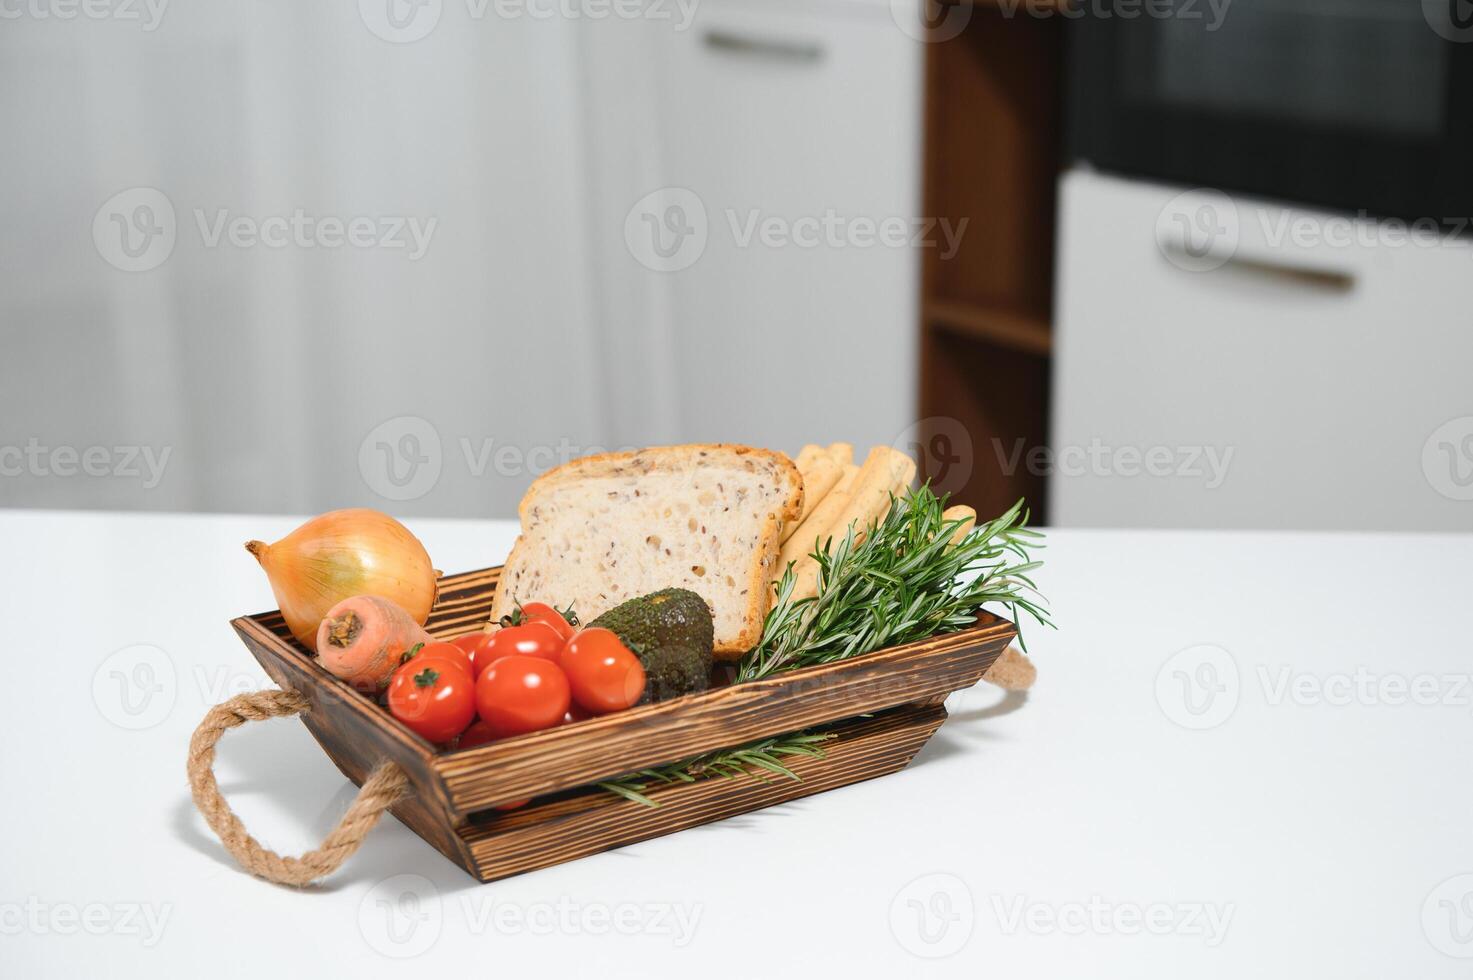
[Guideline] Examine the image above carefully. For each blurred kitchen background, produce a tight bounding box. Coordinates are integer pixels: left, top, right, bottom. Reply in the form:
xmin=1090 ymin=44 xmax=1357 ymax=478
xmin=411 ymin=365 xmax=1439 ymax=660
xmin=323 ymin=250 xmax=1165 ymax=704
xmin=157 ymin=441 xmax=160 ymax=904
xmin=1 ymin=0 xmax=1469 ymax=531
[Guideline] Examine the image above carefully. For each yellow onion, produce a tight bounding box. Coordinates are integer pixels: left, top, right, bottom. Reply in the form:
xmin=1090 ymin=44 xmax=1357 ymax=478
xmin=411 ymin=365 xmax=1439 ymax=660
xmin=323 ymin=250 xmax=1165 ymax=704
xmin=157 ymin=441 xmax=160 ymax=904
xmin=246 ymin=509 xmax=438 ymax=651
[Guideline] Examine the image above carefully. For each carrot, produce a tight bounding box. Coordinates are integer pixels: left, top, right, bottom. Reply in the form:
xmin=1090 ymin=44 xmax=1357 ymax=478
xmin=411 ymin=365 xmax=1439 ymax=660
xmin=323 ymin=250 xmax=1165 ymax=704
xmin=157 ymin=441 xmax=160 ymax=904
xmin=315 ymin=595 xmax=433 ymax=691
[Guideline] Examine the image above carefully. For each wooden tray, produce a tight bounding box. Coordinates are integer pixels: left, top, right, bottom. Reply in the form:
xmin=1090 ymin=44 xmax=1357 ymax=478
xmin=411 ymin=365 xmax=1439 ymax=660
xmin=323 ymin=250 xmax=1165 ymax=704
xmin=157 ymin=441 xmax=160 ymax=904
xmin=233 ymin=566 xmax=1016 ymax=882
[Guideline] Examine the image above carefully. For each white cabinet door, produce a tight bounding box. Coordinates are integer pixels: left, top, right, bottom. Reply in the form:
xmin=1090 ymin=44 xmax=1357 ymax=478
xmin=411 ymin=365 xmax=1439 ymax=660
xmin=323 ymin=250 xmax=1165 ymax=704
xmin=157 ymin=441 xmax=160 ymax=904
xmin=644 ymin=0 xmax=922 ymax=452
xmin=1052 ymin=170 xmax=1473 ymax=531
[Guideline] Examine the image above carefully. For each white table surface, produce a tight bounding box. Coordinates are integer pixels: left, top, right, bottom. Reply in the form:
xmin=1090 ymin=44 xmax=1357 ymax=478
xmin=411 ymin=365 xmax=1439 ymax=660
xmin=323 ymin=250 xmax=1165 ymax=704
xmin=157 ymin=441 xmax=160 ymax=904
xmin=5 ymin=509 xmax=1472 ymax=978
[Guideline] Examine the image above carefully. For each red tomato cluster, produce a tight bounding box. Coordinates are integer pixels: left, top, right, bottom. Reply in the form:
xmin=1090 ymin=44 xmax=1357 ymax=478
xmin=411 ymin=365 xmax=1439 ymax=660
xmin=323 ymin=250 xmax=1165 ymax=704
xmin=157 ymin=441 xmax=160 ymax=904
xmin=384 ymin=603 xmax=646 ymax=760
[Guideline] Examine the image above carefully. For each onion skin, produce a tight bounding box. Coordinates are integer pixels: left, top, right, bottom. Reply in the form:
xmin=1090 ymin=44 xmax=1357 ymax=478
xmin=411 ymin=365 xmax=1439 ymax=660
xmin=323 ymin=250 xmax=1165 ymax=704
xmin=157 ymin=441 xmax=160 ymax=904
xmin=246 ymin=508 xmax=438 ymax=651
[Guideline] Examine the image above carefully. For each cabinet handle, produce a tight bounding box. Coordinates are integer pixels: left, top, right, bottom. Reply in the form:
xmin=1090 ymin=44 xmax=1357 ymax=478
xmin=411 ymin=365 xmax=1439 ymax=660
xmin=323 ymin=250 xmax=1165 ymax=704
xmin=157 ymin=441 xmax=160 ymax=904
xmin=1162 ymin=241 xmax=1356 ymax=292
xmin=703 ymin=29 xmax=824 ymax=64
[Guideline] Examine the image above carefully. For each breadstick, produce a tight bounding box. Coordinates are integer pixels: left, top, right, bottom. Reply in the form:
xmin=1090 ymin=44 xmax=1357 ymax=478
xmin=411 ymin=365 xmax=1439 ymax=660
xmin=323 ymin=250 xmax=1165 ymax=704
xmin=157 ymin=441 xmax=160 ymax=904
xmin=833 ymin=462 xmax=860 ymax=494
xmin=786 ymin=447 xmax=916 ymax=600
xmin=787 ymin=452 xmax=842 ymax=538
xmin=942 ymin=505 xmax=976 ymax=546
xmin=826 ymin=442 xmax=854 ymax=467
xmin=793 ymin=444 xmax=827 ymax=473
xmin=776 ymin=487 xmax=849 ymax=577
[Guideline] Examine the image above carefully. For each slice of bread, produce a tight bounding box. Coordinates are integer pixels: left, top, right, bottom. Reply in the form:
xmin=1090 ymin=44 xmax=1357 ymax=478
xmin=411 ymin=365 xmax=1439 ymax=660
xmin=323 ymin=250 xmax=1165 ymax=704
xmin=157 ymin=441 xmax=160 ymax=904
xmin=490 ymin=444 xmax=803 ymax=658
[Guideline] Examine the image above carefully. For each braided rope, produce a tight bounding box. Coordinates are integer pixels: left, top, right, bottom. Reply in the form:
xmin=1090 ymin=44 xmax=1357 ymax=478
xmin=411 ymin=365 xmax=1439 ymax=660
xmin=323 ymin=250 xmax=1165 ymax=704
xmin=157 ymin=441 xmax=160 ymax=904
xmin=982 ymin=646 xmax=1037 ymax=691
xmin=186 ymin=689 xmax=408 ymax=886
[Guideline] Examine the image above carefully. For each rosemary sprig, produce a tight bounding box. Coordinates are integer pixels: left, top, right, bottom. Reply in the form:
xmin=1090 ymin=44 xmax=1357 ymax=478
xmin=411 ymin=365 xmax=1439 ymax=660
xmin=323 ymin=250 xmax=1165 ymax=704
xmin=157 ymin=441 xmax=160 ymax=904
xmin=737 ymin=486 xmax=1051 ymax=682
xmin=598 ymin=731 xmax=835 ymax=807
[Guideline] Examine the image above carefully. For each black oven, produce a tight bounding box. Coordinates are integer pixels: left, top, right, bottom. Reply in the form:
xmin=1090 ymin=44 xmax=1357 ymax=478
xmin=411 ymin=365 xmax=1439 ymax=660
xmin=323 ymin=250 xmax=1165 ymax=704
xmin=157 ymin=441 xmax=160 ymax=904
xmin=1065 ymin=0 xmax=1473 ymax=223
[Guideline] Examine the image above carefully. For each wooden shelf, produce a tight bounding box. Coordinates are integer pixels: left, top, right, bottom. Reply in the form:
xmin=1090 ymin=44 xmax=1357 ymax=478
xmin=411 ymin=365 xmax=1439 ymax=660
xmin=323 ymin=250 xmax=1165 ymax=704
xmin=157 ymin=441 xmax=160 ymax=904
xmin=917 ymin=7 xmax=1061 ymax=521
xmin=927 ymin=300 xmax=1052 ymax=356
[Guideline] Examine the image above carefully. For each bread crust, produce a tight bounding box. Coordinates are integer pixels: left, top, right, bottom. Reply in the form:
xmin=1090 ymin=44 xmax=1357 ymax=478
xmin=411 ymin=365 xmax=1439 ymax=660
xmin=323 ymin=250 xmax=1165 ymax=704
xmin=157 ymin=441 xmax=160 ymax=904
xmin=491 ymin=444 xmax=803 ymax=659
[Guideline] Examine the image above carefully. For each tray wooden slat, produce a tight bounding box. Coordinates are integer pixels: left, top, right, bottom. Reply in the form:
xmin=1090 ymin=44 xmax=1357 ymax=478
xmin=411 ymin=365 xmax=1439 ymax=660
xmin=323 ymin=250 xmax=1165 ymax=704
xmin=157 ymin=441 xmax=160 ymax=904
xmin=457 ymin=703 xmax=947 ymax=882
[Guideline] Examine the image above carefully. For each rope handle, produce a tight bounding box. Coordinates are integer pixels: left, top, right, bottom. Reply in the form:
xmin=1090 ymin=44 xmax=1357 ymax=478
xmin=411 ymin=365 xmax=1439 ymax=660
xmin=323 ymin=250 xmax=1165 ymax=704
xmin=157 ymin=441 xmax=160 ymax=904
xmin=186 ymin=689 xmax=409 ymax=887
xmin=982 ymin=646 xmax=1036 ymax=692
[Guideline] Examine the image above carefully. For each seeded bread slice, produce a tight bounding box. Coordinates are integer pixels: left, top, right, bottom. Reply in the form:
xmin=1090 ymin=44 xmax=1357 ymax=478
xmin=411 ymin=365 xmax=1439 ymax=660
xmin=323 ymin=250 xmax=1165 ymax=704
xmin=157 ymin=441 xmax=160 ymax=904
xmin=490 ymin=445 xmax=804 ymax=658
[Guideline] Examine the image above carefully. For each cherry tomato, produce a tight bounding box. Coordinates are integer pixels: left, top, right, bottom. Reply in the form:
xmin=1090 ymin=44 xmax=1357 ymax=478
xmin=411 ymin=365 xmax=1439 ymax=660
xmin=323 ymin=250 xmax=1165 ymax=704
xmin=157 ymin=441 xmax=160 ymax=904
xmin=517 ymin=601 xmax=577 ymax=643
xmin=496 ymin=799 xmax=531 ymax=811
xmin=456 ymin=720 xmax=497 ymax=750
xmin=561 ymin=627 xmax=646 ymax=714
xmin=474 ymin=655 xmax=571 ymax=737
xmin=402 ymin=640 xmax=473 ymax=678
xmin=471 ymin=621 xmax=565 ymax=677
xmin=387 ymin=660 xmax=475 ymax=743
xmin=564 ymin=702 xmax=594 ymax=725
xmin=450 ymin=631 xmax=496 ymax=661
